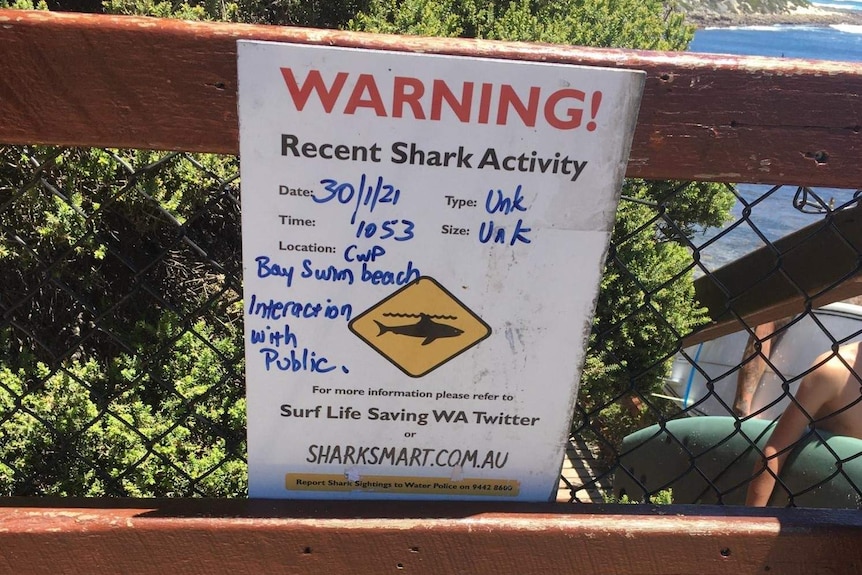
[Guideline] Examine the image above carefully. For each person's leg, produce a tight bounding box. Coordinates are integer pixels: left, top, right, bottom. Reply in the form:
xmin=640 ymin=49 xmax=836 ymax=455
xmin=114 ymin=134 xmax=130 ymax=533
xmin=733 ymin=318 xmax=792 ymax=417
xmin=733 ymin=322 xmax=775 ymax=417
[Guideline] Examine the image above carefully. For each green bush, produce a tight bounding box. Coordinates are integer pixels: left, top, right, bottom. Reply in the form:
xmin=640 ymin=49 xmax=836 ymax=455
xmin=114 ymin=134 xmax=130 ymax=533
xmin=0 ymin=147 xmax=246 ymax=496
xmin=0 ymin=1 xmax=734 ymax=496
xmin=605 ymin=488 xmax=673 ymax=504
xmin=0 ymin=315 xmax=246 ymax=496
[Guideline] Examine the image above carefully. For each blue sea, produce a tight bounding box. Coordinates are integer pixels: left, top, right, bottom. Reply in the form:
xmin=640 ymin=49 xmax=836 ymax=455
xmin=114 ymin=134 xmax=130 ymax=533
xmin=686 ymin=14 xmax=862 ymax=271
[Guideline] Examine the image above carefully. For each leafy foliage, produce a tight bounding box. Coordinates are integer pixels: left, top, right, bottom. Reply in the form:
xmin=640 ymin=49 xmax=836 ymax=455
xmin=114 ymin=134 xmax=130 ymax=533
xmin=0 ymin=317 xmax=246 ymax=496
xmin=0 ymin=0 xmax=46 ymax=8
xmin=0 ymin=0 xmax=734 ymax=495
xmin=0 ymin=147 xmax=245 ymax=496
xmin=104 ymin=0 xmax=371 ymax=26
xmin=351 ymin=0 xmax=694 ymax=50
xmin=604 ymin=487 xmax=673 ymax=504
xmin=582 ymin=180 xmax=734 ymax=403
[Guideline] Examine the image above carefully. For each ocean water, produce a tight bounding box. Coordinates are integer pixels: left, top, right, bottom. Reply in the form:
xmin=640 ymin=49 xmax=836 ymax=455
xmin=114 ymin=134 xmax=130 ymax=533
xmin=686 ymin=22 xmax=862 ymax=271
xmin=811 ymin=0 xmax=862 ymax=12
xmin=690 ymin=21 xmax=862 ymax=61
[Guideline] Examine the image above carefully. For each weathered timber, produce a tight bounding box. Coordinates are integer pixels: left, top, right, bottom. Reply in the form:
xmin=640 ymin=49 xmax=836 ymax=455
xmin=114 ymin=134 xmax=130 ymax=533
xmin=1 ymin=498 xmax=862 ymax=575
xmin=685 ymin=204 xmax=862 ymax=346
xmin=2 ymin=9 xmax=862 ymax=187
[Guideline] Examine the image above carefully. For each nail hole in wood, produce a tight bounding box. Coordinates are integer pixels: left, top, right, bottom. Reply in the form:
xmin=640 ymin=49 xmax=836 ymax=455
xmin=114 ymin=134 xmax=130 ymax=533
xmin=396 ymin=563 xmax=404 ymax=570
xmin=805 ymin=150 xmax=829 ymax=164
xmin=303 ymin=547 xmax=312 ymax=554
xmin=409 ymin=547 xmax=420 ymax=553
xmin=720 ymin=548 xmax=731 ymax=558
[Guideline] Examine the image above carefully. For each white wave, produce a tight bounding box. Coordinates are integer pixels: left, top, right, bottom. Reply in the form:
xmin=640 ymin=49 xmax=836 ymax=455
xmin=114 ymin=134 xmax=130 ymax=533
xmin=831 ymin=23 xmax=862 ymax=33
xmin=704 ymin=24 xmax=823 ymax=31
xmin=813 ymin=0 xmax=862 ymax=6
xmin=812 ymin=0 xmax=862 ymax=9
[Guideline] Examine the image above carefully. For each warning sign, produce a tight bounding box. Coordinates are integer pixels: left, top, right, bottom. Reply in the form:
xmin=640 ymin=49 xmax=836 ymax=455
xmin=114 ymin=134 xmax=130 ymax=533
xmin=349 ymin=276 xmax=491 ymax=377
xmin=238 ymin=41 xmax=645 ymax=501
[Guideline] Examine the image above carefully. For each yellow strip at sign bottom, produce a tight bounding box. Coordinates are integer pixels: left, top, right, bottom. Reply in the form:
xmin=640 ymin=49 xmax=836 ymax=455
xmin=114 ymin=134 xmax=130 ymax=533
xmin=286 ymin=473 xmax=520 ymax=496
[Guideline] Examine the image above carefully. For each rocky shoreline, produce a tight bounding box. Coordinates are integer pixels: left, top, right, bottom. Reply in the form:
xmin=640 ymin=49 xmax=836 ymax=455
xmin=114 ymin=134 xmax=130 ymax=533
xmin=687 ymin=6 xmax=862 ymax=28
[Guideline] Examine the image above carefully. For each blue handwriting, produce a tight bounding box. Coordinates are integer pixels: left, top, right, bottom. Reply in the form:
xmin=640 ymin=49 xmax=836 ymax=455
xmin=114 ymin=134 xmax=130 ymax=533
xmin=485 ymin=185 xmax=528 ymax=215
xmin=344 ymin=244 xmax=385 ymax=263
xmin=314 ymin=174 xmax=401 ymax=224
xmin=480 ymin=184 xmax=532 ymax=247
xmin=249 ymin=324 xmax=299 ymax=348
xmin=301 ymin=259 xmax=355 ymax=284
xmin=355 ymin=219 xmax=415 ymax=242
xmin=478 ymin=219 xmax=532 ymax=246
xmin=360 ymin=260 xmax=420 ymax=286
xmin=256 ymin=256 xmax=294 ymax=287
xmin=259 ymin=347 xmax=348 ymax=374
xmin=247 ymin=294 xmax=352 ymax=322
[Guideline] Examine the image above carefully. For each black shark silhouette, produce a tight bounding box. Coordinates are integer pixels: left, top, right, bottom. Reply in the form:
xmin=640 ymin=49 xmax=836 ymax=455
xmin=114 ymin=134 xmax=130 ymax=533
xmin=374 ymin=314 xmax=463 ymax=345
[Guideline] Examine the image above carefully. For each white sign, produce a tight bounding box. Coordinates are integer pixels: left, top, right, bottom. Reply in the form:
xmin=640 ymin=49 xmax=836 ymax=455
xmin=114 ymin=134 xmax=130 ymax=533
xmin=238 ymin=41 xmax=644 ymax=500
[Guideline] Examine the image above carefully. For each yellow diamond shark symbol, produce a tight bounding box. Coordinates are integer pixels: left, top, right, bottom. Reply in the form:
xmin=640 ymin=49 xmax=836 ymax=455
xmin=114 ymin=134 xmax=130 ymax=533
xmin=349 ymin=276 xmax=491 ymax=378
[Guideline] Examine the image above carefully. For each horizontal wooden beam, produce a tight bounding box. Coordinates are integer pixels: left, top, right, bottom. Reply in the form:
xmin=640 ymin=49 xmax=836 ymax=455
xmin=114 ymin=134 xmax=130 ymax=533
xmin=2 ymin=10 xmax=862 ymax=187
xmin=1 ymin=499 xmax=861 ymax=574
xmin=685 ymin=204 xmax=862 ymax=345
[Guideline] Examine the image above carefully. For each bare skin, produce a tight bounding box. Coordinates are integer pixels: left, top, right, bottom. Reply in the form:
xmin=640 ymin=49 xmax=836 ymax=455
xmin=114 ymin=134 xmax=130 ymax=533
xmin=746 ymin=341 xmax=862 ymax=506
xmin=734 ymin=319 xmax=790 ymax=417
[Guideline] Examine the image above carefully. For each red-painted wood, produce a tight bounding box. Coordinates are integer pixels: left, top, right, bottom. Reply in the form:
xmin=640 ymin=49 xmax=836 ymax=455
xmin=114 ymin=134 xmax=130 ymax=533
xmin=2 ymin=14 xmax=862 ymax=572
xmin=2 ymin=10 xmax=862 ymax=187
xmin=1 ymin=499 xmax=861 ymax=575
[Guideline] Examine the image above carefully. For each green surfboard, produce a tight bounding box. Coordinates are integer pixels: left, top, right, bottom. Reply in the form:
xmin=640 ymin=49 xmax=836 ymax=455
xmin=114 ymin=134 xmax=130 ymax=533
xmin=613 ymin=416 xmax=862 ymax=508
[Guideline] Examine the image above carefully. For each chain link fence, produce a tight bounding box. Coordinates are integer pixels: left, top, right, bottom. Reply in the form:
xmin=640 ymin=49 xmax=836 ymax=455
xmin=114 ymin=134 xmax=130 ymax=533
xmin=2 ymin=145 xmax=861 ymax=506
xmin=0 ymin=147 xmax=245 ymax=496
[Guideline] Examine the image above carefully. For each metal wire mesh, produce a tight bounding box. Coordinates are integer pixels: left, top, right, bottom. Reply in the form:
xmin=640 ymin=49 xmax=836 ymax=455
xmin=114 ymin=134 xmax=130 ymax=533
xmin=0 ymin=147 xmax=245 ymax=496
xmin=2 ymin=145 xmax=861 ymax=506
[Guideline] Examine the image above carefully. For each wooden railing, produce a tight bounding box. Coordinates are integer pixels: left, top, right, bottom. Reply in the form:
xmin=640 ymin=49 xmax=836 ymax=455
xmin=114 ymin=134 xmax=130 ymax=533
xmin=2 ymin=9 xmax=862 ymax=574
